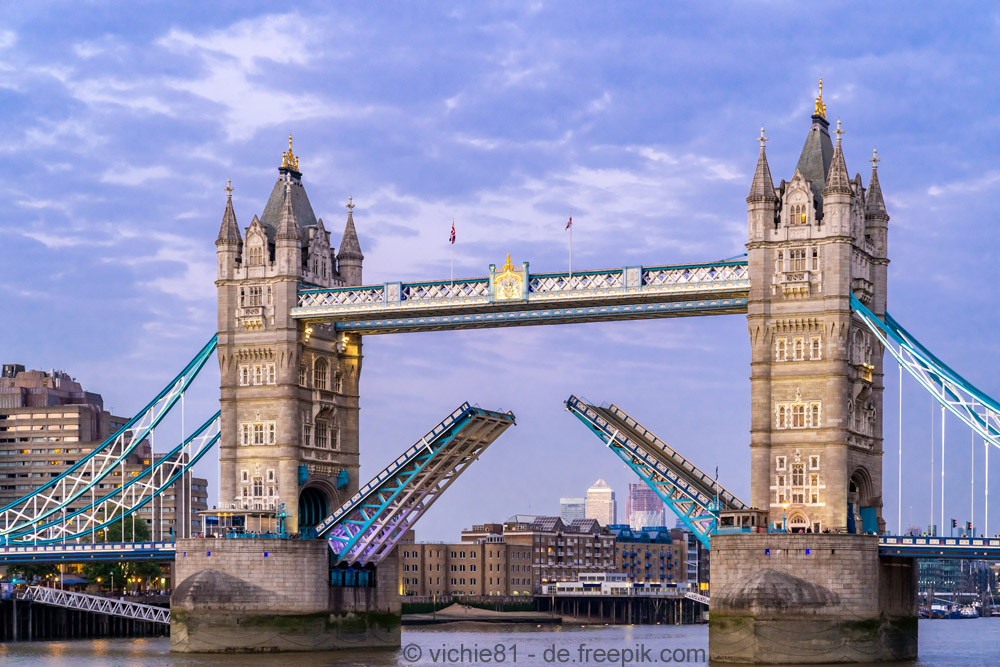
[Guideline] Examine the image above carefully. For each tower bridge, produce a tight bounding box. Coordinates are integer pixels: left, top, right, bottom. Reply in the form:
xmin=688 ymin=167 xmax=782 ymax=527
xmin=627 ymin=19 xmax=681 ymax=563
xmin=4 ymin=85 xmax=1000 ymax=660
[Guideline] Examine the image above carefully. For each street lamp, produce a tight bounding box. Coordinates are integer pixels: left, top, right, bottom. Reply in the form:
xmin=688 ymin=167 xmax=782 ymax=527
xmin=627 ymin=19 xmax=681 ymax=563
xmin=781 ymin=503 xmax=789 ymax=532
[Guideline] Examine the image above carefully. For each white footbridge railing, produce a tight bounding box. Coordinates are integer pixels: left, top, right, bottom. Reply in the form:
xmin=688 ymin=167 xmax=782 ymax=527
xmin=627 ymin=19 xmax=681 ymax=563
xmin=18 ymin=585 xmax=170 ymax=624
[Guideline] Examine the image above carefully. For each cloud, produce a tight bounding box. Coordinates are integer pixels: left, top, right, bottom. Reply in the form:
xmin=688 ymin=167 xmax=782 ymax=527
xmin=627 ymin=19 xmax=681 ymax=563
xmin=927 ymin=171 xmax=1000 ymax=197
xmin=0 ymin=30 xmax=16 ymax=49
xmin=100 ymin=165 xmax=173 ymax=186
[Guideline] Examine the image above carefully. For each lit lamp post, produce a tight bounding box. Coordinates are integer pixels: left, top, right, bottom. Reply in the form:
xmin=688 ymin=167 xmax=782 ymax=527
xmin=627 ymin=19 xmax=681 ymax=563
xmin=781 ymin=503 xmax=789 ymax=533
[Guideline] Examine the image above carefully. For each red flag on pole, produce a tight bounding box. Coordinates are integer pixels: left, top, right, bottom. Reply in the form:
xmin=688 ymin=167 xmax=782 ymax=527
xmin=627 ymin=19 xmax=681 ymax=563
xmin=565 ymin=216 xmax=572 ymax=230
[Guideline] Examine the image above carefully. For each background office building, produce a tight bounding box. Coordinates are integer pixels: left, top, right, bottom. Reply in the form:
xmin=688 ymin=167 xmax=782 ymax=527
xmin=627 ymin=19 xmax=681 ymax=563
xmin=0 ymin=364 xmax=208 ymax=538
xmin=585 ymin=478 xmax=616 ymax=526
xmin=625 ymin=482 xmax=665 ymax=530
xmin=559 ymin=497 xmax=585 ymax=523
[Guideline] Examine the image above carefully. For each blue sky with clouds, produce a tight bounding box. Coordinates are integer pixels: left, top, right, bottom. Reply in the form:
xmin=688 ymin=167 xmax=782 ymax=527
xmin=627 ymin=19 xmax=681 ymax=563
xmin=2 ymin=3 xmax=1000 ymax=539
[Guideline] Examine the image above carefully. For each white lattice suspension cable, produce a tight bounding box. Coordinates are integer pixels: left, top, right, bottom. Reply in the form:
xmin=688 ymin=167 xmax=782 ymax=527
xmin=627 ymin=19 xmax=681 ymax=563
xmin=941 ymin=390 xmax=945 ymax=535
xmin=183 ymin=391 xmax=189 ymax=539
xmin=930 ymin=396 xmax=935 ymax=533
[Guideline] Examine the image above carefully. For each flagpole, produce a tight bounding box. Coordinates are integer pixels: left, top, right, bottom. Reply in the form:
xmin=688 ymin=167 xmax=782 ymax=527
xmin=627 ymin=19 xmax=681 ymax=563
xmin=569 ymin=216 xmax=573 ymax=278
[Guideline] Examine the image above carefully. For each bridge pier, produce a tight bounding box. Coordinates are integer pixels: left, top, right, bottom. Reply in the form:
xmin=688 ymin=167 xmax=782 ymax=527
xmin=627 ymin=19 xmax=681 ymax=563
xmin=709 ymin=534 xmax=917 ymax=664
xmin=170 ymin=538 xmax=400 ymax=653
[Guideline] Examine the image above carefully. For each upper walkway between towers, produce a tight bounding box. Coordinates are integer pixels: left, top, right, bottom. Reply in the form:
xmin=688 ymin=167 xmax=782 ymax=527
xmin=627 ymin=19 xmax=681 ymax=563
xmin=291 ymin=257 xmax=749 ymax=333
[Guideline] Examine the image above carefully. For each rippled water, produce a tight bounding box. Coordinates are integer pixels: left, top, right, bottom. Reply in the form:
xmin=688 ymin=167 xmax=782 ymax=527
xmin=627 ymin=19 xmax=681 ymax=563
xmin=0 ymin=619 xmax=998 ymax=665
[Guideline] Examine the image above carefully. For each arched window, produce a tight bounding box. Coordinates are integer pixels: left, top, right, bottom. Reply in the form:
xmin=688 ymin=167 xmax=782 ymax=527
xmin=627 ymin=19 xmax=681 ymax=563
xmin=298 ymin=364 xmax=307 ymax=386
xmin=314 ymin=358 xmax=328 ymax=390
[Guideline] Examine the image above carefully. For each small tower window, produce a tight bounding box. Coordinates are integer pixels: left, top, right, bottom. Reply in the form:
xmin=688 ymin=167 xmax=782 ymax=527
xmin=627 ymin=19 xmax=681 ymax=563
xmin=791 ymin=404 xmax=806 ymax=428
xmin=314 ymin=358 xmax=328 ymax=390
xmin=775 ymin=338 xmax=787 ymax=362
xmin=810 ymin=336 xmax=822 ymax=360
xmin=793 ymin=338 xmax=805 ymax=361
xmin=248 ymin=245 xmax=264 ymax=266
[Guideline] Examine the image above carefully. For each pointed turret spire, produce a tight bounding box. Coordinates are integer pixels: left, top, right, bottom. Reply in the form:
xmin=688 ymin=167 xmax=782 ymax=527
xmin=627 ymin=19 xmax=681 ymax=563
xmin=866 ymin=148 xmax=887 ymax=216
xmin=337 ymin=196 xmax=364 ymax=285
xmin=747 ymin=126 xmax=777 ymax=202
xmin=822 ymin=119 xmax=852 ymax=196
xmin=337 ymin=196 xmax=364 ymax=260
xmin=276 ymin=182 xmax=300 ymax=241
xmin=216 ymin=179 xmax=242 ymax=245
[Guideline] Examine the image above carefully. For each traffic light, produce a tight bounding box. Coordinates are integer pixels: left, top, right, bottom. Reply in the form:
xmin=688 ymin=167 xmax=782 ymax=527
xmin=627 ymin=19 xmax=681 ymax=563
xmin=966 ymin=521 xmax=972 ymax=532
xmin=951 ymin=519 xmax=957 ymax=528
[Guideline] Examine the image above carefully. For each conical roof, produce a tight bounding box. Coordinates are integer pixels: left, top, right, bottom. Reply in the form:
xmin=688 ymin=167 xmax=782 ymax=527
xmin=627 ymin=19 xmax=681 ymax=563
xmin=794 ymin=114 xmax=834 ymax=203
xmin=822 ymin=121 xmax=852 ymax=196
xmin=275 ymin=183 xmax=300 ymax=242
xmin=866 ymin=149 xmax=887 ymax=217
xmin=216 ymin=180 xmax=241 ymax=245
xmin=747 ymin=128 xmax=777 ymax=202
xmin=337 ymin=198 xmax=364 ymax=261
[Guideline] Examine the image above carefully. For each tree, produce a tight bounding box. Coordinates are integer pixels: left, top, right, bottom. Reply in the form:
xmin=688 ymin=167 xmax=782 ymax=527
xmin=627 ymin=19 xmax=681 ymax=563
xmin=95 ymin=509 xmax=152 ymax=543
xmin=83 ymin=560 xmax=162 ymax=591
xmin=5 ymin=562 xmax=58 ymax=583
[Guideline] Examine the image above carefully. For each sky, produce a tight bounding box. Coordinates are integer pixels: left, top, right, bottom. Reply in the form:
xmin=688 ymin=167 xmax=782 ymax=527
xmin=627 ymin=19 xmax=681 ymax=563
xmin=2 ymin=2 xmax=1000 ymax=540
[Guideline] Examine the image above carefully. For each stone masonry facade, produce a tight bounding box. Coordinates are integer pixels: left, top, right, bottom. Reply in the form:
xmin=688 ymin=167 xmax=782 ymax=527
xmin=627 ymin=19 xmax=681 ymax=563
xmin=746 ymin=84 xmax=889 ymax=533
xmin=215 ymin=138 xmax=365 ymax=532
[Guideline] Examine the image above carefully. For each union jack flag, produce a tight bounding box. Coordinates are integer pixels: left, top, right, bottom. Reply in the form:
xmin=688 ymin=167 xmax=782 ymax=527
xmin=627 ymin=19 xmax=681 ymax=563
xmin=450 ymin=220 xmax=455 ymax=244
xmin=565 ymin=216 xmax=572 ymax=230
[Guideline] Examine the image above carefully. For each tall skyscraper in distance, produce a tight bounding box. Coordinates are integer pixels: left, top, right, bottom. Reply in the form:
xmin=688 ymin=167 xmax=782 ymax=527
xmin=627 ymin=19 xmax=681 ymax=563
xmin=585 ymin=478 xmax=616 ymax=526
xmin=559 ymin=497 xmax=585 ymax=523
xmin=625 ymin=482 xmax=664 ymax=529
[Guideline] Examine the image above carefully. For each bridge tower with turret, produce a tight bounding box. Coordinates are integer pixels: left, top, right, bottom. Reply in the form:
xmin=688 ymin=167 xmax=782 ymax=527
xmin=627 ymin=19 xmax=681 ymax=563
xmin=214 ymin=137 xmax=364 ymax=533
xmin=746 ymin=80 xmax=890 ymax=534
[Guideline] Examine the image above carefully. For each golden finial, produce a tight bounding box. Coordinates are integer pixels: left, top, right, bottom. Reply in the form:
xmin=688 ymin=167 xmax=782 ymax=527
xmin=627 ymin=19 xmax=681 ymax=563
xmin=224 ymin=178 xmax=234 ymax=199
xmin=870 ymin=147 xmax=880 ymax=170
xmin=281 ymin=133 xmax=300 ymax=170
xmin=502 ymin=253 xmax=514 ymax=272
xmin=813 ymin=78 xmax=826 ymax=119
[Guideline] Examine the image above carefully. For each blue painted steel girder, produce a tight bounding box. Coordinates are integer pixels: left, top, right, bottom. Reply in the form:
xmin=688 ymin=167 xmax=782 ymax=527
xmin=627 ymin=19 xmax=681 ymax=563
xmin=318 ymin=402 xmax=516 ymax=565
xmin=0 ymin=541 xmax=176 ymax=564
xmin=565 ymin=395 xmax=748 ymax=548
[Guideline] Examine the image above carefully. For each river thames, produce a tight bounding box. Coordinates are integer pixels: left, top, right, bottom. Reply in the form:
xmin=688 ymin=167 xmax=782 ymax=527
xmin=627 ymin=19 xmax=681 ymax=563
xmin=0 ymin=619 xmax=998 ymax=666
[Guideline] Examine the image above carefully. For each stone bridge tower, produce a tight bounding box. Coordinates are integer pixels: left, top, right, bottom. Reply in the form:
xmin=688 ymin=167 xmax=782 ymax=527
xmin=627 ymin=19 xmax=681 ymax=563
xmin=746 ymin=82 xmax=889 ymax=533
xmin=215 ymin=137 xmax=364 ymax=533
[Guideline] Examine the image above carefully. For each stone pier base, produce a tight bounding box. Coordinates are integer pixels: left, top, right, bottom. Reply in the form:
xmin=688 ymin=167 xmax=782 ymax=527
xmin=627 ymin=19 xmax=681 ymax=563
xmin=709 ymin=534 xmax=917 ymax=664
xmin=170 ymin=538 xmax=400 ymax=653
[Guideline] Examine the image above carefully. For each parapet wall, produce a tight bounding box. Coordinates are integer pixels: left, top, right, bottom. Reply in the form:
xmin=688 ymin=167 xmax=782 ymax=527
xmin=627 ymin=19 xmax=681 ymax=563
xmin=173 ymin=538 xmax=329 ymax=614
xmin=171 ymin=538 xmax=400 ymax=653
xmin=709 ymin=533 xmax=917 ymax=664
